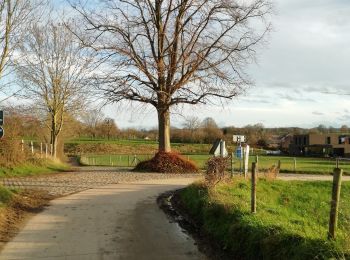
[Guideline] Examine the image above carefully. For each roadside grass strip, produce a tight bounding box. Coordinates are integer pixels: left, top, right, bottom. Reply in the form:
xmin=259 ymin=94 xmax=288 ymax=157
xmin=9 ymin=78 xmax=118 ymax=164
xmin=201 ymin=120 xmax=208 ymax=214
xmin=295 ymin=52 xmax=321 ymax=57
xmin=0 ymin=159 xmax=69 ymax=178
xmin=180 ymin=179 xmax=350 ymax=259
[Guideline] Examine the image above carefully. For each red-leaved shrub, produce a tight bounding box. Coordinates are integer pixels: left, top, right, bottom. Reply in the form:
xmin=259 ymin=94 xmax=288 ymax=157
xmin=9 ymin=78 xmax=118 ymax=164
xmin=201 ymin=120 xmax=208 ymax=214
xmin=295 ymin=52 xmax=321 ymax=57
xmin=134 ymin=152 xmax=199 ymax=173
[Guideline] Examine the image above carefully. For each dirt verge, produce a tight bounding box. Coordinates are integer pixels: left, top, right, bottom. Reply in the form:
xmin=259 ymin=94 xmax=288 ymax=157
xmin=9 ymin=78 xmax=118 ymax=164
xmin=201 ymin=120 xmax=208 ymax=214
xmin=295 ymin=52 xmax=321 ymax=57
xmin=0 ymin=190 xmax=54 ymax=251
xmin=158 ymin=189 xmax=234 ymax=260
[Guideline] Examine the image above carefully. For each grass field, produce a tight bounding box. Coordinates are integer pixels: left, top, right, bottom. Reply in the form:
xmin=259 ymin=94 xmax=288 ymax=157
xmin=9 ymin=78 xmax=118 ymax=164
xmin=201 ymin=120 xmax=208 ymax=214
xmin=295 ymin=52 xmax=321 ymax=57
xmin=79 ymin=154 xmax=350 ymax=174
xmin=0 ymin=159 xmax=70 ymax=178
xmin=180 ymin=179 xmax=350 ymax=259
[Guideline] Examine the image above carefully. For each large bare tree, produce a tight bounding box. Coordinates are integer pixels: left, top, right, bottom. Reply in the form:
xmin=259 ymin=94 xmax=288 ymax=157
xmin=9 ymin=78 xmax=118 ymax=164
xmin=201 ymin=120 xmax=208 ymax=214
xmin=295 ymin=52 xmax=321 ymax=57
xmin=15 ymin=21 xmax=94 ymax=158
xmin=71 ymin=0 xmax=272 ymax=152
xmin=0 ymin=0 xmax=44 ymax=96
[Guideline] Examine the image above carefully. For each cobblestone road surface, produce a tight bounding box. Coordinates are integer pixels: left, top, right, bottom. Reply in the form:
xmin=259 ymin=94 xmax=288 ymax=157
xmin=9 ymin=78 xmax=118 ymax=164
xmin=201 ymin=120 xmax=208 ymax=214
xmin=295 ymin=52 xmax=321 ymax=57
xmin=1 ymin=166 xmax=201 ymax=196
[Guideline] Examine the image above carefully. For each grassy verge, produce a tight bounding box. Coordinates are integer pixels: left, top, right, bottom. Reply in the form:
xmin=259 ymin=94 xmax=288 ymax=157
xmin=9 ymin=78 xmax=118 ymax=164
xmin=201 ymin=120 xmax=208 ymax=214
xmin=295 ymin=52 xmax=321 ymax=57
xmin=179 ymin=179 xmax=350 ymax=259
xmin=0 ymin=159 xmax=70 ymax=178
xmin=0 ymin=186 xmax=53 ymax=249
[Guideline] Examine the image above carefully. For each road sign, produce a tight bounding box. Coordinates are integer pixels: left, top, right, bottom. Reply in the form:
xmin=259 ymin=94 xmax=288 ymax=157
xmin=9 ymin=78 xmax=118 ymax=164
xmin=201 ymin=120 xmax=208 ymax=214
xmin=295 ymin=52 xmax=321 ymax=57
xmin=233 ymin=135 xmax=245 ymax=143
xmin=235 ymin=146 xmax=242 ymax=159
xmin=0 ymin=126 xmax=4 ymax=139
xmin=0 ymin=111 xmax=3 ymax=125
xmin=209 ymin=139 xmax=228 ymax=157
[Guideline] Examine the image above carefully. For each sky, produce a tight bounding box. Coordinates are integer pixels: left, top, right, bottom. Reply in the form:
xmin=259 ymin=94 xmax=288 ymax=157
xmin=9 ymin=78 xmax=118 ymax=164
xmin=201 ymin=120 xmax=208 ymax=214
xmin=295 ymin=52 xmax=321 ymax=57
xmin=2 ymin=0 xmax=350 ymax=129
xmin=103 ymin=0 xmax=350 ymax=129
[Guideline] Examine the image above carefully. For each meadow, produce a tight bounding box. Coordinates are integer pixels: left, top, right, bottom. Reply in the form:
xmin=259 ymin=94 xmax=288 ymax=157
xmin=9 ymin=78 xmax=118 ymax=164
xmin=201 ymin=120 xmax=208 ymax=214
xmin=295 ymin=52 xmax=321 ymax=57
xmin=180 ymin=179 xmax=350 ymax=259
xmin=79 ymin=154 xmax=349 ymax=175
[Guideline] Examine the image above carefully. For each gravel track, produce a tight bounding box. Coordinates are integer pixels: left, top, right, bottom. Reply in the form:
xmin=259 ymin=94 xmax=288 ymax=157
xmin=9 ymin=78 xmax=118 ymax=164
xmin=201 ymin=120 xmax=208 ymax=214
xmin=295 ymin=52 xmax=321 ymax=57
xmin=1 ymin=166 xmax=201 ymax=196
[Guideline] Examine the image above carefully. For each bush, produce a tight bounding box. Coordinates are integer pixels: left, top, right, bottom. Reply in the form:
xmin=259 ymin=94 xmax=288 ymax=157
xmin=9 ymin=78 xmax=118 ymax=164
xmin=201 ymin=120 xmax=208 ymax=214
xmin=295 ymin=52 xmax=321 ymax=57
xmin=205 ymin=156 xmax=229 ymax=187
xmin=134 ymin=152 xmax=199 ymax=173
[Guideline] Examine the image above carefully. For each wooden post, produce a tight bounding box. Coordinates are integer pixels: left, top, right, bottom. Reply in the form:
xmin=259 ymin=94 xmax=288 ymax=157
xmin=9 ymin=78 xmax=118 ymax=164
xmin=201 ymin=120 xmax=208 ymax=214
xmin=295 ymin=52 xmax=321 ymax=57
xmin=45 ymin=143 xmax=48 ymax=158
xmin=277 ymin=160 xmax=281 ymax=174
xmin=31 ymin=141 xmax=34 ymax=154
xmin=231 ymin=152 xmax=234 ymax=178
xmin=110 ymin=156 xmax=112 ymax=166
xmin=21 ymin=139 xmax=24 ymax=152
xmin=336 ymin=158 xmax=339 ymax=168
xmin=251 ymin=162 xmax=257 ymax=214
xmin=328 ymin=168 xmax=343 ymax=240
xmin=128 ymin=155 xmax=130 ymax=166
xmin=255 ymin=155 xmax=259 ymax=172
xmin=293 ymin=157 xmax=297 ymax=173
xmin=40 ymin=142 xmax=43 ymax=158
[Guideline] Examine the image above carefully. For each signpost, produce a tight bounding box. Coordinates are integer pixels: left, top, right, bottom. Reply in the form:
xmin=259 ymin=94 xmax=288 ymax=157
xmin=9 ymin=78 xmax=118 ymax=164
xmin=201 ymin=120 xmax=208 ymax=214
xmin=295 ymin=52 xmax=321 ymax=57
xmin=233 ymin=135 xmax=246 ymax=175
xmin=0 ymin=111 xmax=3 ymax=139
xmin=0 ymin=111 xmax=3 ymax=125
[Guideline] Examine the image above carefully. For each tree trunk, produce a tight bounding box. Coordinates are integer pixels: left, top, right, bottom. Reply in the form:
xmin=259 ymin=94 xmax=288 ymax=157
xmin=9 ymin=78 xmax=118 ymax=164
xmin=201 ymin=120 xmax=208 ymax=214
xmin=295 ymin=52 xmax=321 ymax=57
xmin=50 ymin=114 xmax=57 ymax=158
xmin=158 ymin=108 xmax=171 ymax=152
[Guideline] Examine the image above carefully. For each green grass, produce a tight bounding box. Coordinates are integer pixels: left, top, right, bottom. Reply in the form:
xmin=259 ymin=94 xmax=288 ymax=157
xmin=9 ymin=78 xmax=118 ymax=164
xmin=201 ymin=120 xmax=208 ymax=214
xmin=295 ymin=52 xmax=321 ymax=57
xmin=65 ymin=138 xmax=214 ymax=155
xmin=80 ymin=153 xmax=349 ymax=175
xmin=180 ymin=179 xmax=350 ymax=259
xmin=246 ymin=155 xmax=350 ymax=175
xmin=0 ymin=159 xmax=70 ymax=178
xmin=0 ymin=186 xmax=16 ymax=206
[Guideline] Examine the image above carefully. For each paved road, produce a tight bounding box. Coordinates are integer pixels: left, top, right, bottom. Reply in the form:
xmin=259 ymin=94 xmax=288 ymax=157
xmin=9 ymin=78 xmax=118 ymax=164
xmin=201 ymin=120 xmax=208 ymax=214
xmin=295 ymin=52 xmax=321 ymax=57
xmin=0 ymin=177 xmax=206 ymax=260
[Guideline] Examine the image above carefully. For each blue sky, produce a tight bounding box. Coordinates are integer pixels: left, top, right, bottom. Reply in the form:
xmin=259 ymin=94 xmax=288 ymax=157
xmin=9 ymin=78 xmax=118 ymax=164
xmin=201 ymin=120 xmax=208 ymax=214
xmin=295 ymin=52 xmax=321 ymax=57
xmin=102 ymin=0 xmax=350 ymax=129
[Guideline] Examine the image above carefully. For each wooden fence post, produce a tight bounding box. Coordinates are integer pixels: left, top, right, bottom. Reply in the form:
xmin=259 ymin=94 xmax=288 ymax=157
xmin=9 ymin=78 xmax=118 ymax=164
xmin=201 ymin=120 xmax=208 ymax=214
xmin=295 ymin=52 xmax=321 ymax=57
xmin=251 ymin=162 xmax=257 ymax=214
xmin=328 ymin=168 xmax=343 ymax=240
xmin=231 ymin=153 xmax=234 ymax=178
xmin=293 ymin=157 xmax=297 ymax=173
xmin=277 ymin=160 xmax=281 ymax=174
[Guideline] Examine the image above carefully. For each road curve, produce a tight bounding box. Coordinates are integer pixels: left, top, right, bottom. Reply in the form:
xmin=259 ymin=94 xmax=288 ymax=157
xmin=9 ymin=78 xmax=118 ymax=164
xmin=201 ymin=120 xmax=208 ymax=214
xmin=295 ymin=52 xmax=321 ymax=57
xmin=0 ymin=178 xmax=206 ymax=260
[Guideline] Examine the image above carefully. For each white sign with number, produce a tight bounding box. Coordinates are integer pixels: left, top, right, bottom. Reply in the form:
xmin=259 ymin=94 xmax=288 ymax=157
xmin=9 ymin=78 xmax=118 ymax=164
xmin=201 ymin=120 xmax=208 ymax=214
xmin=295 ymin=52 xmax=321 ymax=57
xmin=233 ymin=135 xmax=245 ymax=143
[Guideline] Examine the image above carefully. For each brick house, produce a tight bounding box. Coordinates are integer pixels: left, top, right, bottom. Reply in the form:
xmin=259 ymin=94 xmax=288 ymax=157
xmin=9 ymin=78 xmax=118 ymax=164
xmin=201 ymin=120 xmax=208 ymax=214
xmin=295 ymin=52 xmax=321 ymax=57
xmin=289 ymin=133 xmax=350 ymax=157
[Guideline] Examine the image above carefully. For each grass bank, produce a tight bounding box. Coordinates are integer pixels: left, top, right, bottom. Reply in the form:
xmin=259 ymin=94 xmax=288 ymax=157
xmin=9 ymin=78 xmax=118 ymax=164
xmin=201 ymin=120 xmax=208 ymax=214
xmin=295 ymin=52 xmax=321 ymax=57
xmin=179 ymin=179 xmax=350 ymax=259
xmin=0 ymin=159 xmax=70 ymax=178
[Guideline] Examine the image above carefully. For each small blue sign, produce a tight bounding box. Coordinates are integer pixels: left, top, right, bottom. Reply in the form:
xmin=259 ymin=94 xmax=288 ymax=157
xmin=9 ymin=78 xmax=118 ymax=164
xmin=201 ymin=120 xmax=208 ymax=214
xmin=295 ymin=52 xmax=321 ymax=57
xmin=235 ymin=147 xmax=242 ymax=159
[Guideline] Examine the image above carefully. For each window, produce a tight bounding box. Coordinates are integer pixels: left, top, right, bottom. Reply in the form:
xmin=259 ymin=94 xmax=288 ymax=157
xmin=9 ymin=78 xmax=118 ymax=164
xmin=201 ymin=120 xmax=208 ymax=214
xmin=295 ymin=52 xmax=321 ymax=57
xmin=326 ymin=137 xmax=331 ymax=145
xmin=339 ymin=136 xmax=346 ymax=144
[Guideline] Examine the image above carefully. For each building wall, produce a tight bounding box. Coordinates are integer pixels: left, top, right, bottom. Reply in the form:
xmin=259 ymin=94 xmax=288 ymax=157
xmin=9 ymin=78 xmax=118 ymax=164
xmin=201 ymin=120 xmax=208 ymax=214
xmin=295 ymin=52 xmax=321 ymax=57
xmin=290 ymin=133 xmax=350 ymax=157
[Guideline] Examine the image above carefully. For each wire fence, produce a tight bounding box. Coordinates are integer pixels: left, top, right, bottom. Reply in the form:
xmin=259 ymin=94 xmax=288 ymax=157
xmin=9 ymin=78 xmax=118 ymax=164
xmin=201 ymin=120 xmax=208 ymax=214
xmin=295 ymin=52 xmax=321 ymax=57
xmin=80 ymin=154 xmax=350 ymax=174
